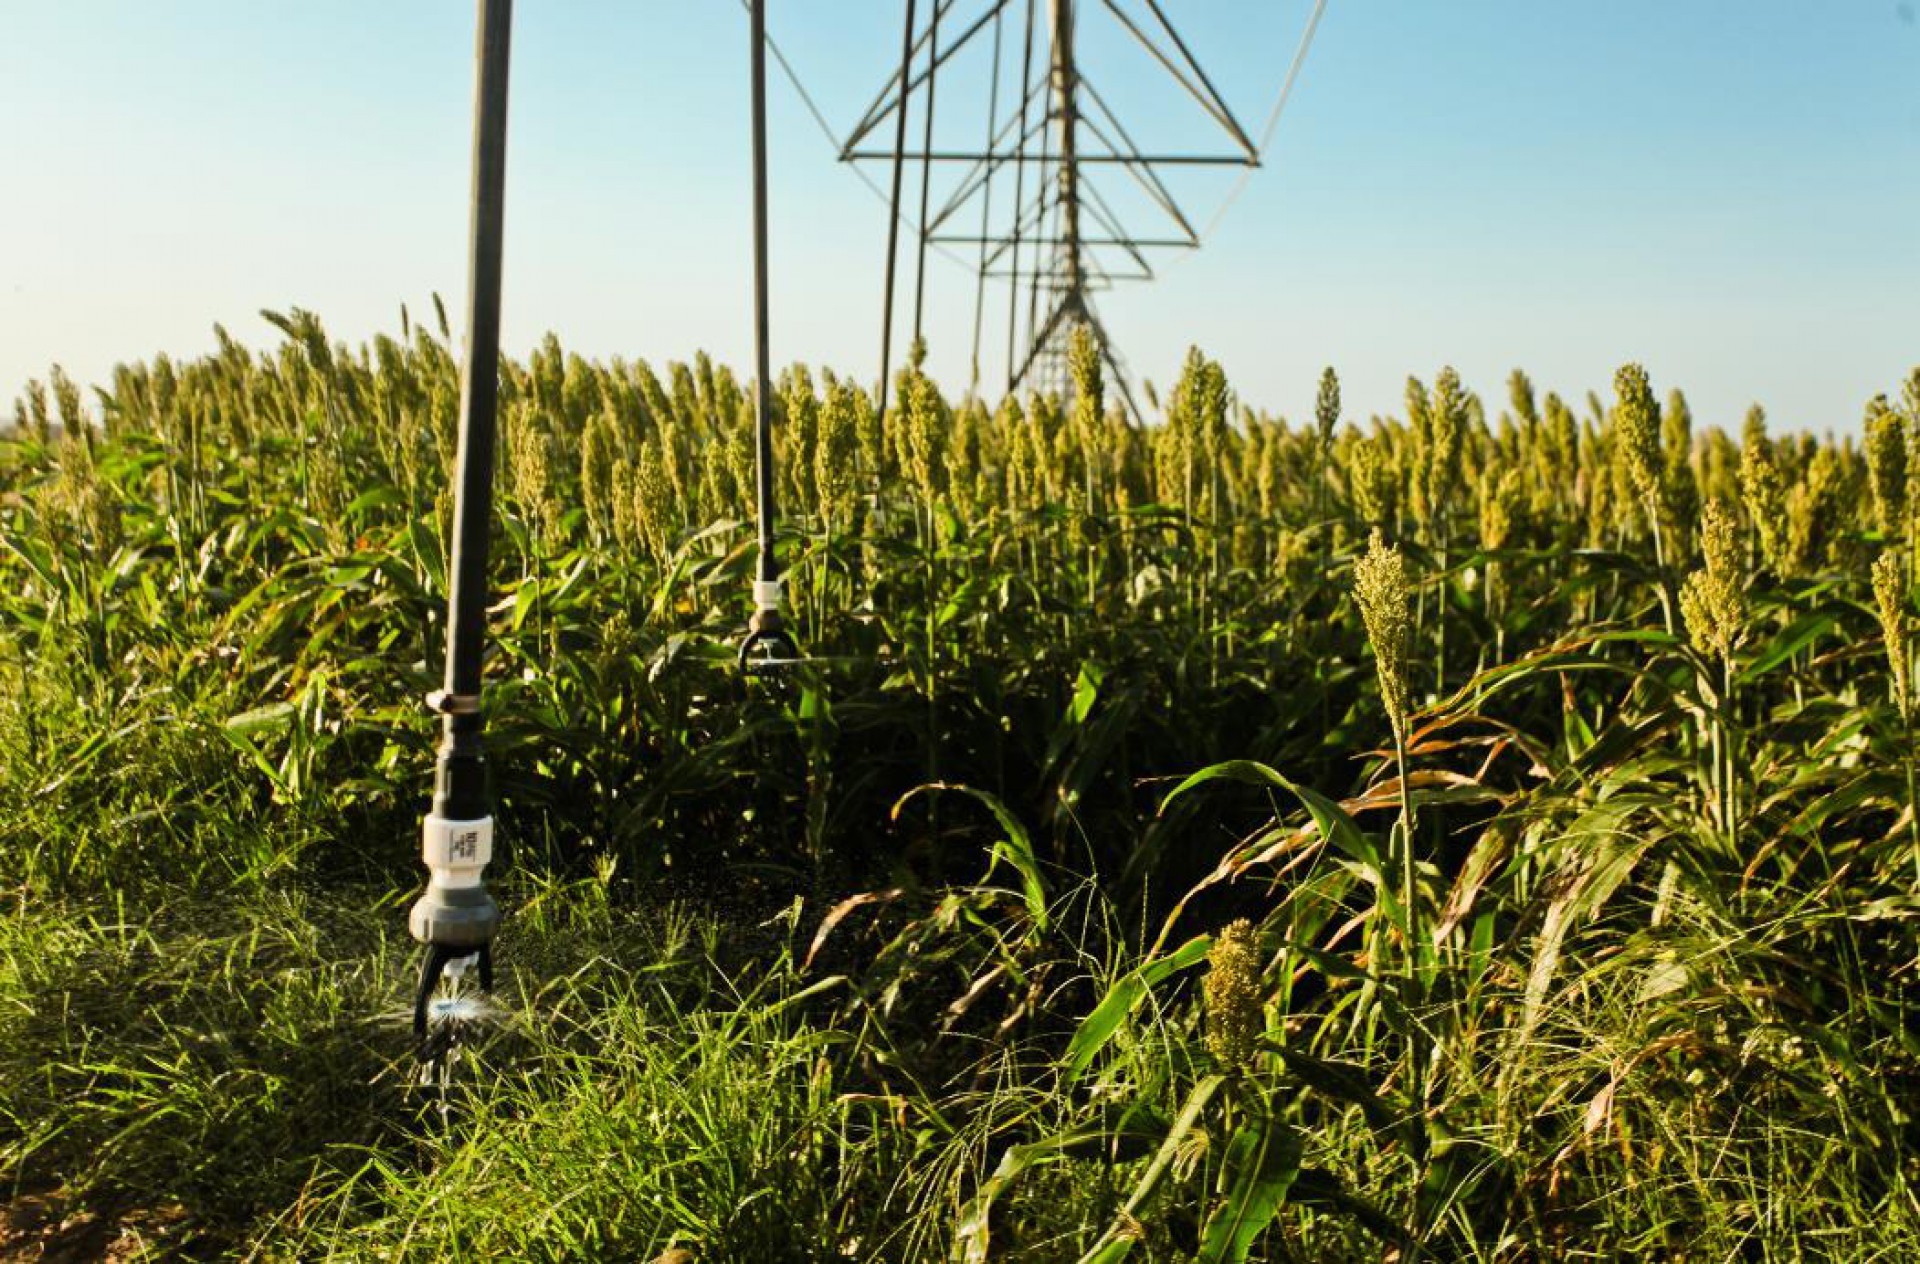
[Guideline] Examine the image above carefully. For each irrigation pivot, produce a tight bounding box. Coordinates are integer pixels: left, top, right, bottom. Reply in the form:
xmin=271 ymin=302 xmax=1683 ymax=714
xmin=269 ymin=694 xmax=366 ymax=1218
xmin=410 ymin=0 xmax=513 ymax=1062
xmin=835 ymin=0 xmax=1321 ymax=412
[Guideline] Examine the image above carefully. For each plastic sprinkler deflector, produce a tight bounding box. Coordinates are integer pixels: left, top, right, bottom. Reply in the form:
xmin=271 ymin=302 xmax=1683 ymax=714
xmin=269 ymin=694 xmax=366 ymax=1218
xmin=738 ymin=577 xmax=803 ymax=673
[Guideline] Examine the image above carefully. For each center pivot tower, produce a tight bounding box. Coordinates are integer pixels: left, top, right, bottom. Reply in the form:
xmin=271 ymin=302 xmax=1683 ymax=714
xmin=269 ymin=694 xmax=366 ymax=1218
xmin=842 ymin=0 xmax=1288 ymax=416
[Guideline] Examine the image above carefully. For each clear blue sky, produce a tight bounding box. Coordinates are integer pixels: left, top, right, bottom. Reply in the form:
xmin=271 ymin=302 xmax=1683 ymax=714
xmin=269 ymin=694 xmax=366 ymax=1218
xmin=3 ymin=2 xmax=1916 ymax=434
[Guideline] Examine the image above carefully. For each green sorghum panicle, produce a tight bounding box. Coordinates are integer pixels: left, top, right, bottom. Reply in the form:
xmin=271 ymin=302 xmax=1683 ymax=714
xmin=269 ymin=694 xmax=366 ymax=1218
xmin=528 ymin=331 xmax=564 ymax=411
xmin=783 ymin=367 xmax=820 ymax=506
xmin=1699 ymin=494 xmax=1742 ymax=580
xmin=1663 ymin=388 xmax=1694 ymax=475
xmin=1785 ymin=450 xmax=1839 ymax=575
xmin=815 ymin=381 xmax=860 ymax=531
xmin=1153 ymin=415 xmax=1184 ymax=508
xmin=653 ymin=416 xmax=687 ymax=511
xmin=1904 ymin=370 xmax=1920 ymax=536
xmin=1405 ymin=376 xmax=1432 ymax=450
xmin=49 ymin=437 xmax=121 ymax=555
xmin=609 ymin=457 xmax=637 ymax=552
xmin=1006 ymin=408 xmax=1037 ymax=509
xmin=1255 ymin=425 xmax=1283 ymax=519
xmin=1478 ymin=468 xmax=1523 ymax=552
xmin=48 ymin=361 xmax=89 ymax=445
xmin=1495 ymin=412 xmax=1521 ymax=466
xmin=1354 ymin=528 xmax=1414 ymax=740
xmin=1194 ymin=358 xmax=1230 ymax=515
xmin=1613 ymin=363 xmax=1664 ymax=510
xmin=633 ymin=359 xmax=672 ymax=433
xmin=1424 ymin=368 xmax=1466 ymax=531
xmin=1581 ymin=435 xmax=1614 ymax=548
xmin=563 ymin=353 xmax=603 ymax=428
xmin=1679 ymin=499 xmax=1747 ymax=662
xmin=691 ymin=350 xmax=719 ymax=420
xmin=1204 ymin=918 xmax=1265 ymax=1072
xmin=1740 ymin=438 xmax=1789 ymax=574
xmin=1700 ymin=429 xmax=1742 ymax=506
xmin=1509 ymin=369 xmax=1539 ymax=430
xmin=1873 ymin=551 xmax=1912 ymax=719
xmin=633 ymin=445 xmax=676 ymax=566
xmin=1068 ymin=325 xmax=1103 ymax=425
xmin=904 ymin=371 xmax=947 ymax=504
xmin=1316 ymin=367 xmax=1341 ymax=452
xmin=667 ymin=362 xmax=701 ymax=432
xmin=1660 ymin=388 xmax=1699 ymax=534
xmin=1545 ymin=393 xmax=1578 ymax=489
xmin=1865 ymin=396 xmax=1907 ymax=537
xmin=1350 ymin=436 xmax=1395 ymax=527
xmin=947 ymin=402 xmax=982 ymax=521
xmin=23 ymin=379 xmax=52 ymax=444
xmin=578 ymin=407 xmax=618 ymax=539
xmin=1405 ymin=378 xmax=1435 ymax=527
xmin=508 ymin=404 xmax=564 ymax=543
xmin=724 ymin=405 xmax=755 ymax=512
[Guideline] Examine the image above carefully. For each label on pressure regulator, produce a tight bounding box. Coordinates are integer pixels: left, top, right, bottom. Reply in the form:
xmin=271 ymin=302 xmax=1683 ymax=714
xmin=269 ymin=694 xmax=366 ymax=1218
xmin=421 ymin=814 xmax=493 ymax=888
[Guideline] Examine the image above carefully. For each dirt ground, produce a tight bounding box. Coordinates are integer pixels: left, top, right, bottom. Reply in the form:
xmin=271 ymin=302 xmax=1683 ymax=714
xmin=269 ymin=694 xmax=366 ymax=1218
xmin=0 ymin=1189 xmax=188 ymax=1262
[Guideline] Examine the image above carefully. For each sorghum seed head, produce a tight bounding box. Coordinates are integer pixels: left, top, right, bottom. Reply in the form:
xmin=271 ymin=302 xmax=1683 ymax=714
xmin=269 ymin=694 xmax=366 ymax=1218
xmin=1316 ymin=367 xmax=1341 ymax=448
xmin=1613 ymin=363 xmax=1664 ymax=507
xmin=1478 ymin=468 xmax=1523 ymax=552
xmin=1351 ymin=436 xmax=1396 ymax=526
xmin=1068 ymin=324 xmax=1103 ymax=428
xmin=1354 ymin=528 xmax=1414 ymax=738
xmin=1865 ymin=396 xmax=1907 ymax=536
xmin=1873 ymin=551 xmax=1911 ymax=717
xmin=1741 ymin=439 xmax=1789 ymax=574
xmin=1204 ymin=918 xmax=1265 ymax=1072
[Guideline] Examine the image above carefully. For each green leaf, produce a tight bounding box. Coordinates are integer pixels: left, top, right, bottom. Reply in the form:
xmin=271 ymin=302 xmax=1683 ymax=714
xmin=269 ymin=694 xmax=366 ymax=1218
xmin=511 ymin=576 xmax=542 ymax=633
xmin=408 ymin=517 xmax=447 ymax=594
xmin=1196 ymin=1118 xmax=1302 ymax=1262
xmin=1737 ymin=610 xmax=1837 ymax=683
xmin=1445 ymin=628 xmax=1672 ymax=714
xmin=1161 ymin=760 xmax=1402 ymax=931
xmin=0 ymin=530 xmax=60 ymax=590
xmin=1289 ymin=1168 xmax=1402 ymax=1244
xmin=345 ymin=485 xmax=403 ymax=517
xmin=894 ymin=783 xmax=1047 ymax=929
xmin=1079 ymin=1240 xmax=1138 ymax=1264
xmin=1064 ymin=934 xmax=1213 ymax=1081
xmin=223 ymin=701 xmax=297 ymax=736
xmin=1274 ymin=1047 xmax=1408 ymax=1142
xmin=1520 ymin=794 xmax=1660 ymax=1037
xmin=1078 ymin=1074 xmax=1227 ymax=1263
xmin=1069 ymin=661 xmax=1105 ymax=725
xmin=953 ymin=1115 xmax=1154 ymax=1264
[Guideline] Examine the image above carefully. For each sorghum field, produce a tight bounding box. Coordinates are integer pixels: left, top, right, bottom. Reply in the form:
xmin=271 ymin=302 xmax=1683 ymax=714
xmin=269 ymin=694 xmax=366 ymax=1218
xmin=4 ymin=310 xmax=1920 ymax=1260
